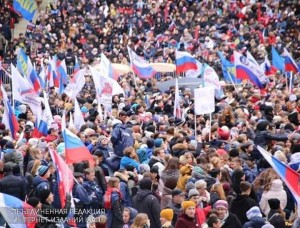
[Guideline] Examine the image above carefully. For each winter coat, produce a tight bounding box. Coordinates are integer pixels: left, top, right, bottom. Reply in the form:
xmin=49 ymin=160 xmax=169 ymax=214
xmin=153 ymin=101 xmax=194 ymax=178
xmin=111 ymin=123 xmax=134 ymax=157
xmin=106 ymin=190 xmax=124 ymax=228
xmin=114 ymin=171 xmax=132 ymax=207
xmin=82 ymin=179 xmax=103 ymax=209
xmin=254 ymin=130 xmax=288 ymax=149
xmin=120 ymin=156 xmax=140 ymax=171
xmin=222 ymin=212 xmax=242 ymax=228
xmin=230 ymin=194 xmax=259 ymax=224
xmin=32 ymin=175 xmax=50 ymax=196
xmin=95 ymin=165 xmax=107 ymax=193
xmin=0 ymin=173 xmax=26 ymax=200
xmin=243 ymin=216 xmax=266 ymax=228
xmin=161 ymin=169 xmax=180 ymax=209
xmin=259 ymin=179 xmax=287 ymax=215
xmin=175 ymin=213 xmax=199 ymax=228
xmin=176 ymin=165 xmax=192 ymax=191
xmin=132 ymin=189 xmax=161 ymax=228
xmin=172 ymin=143 xmax=195 ymax=157
xmin=39 ymin=199 xmax=71 ymax=228
xmin=166 ymin=201 xmax=181 ymax=226
xmin=267 ymin=210 xmax=286 ymax=228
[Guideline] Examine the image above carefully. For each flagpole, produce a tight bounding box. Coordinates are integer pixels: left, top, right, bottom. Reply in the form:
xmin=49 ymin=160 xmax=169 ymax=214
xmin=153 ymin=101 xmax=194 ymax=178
xmin=209 ymin=113 xmax=212 ymax=141
xmin=289 ymin=72 xmax=293 ymax=95
xmin=194 ymin=115 xmax=197 ymax=139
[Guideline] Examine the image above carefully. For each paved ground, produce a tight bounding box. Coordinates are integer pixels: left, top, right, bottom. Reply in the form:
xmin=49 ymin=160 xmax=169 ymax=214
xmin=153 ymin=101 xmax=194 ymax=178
xmin=12 ymin=0 xmax=48 ymax=39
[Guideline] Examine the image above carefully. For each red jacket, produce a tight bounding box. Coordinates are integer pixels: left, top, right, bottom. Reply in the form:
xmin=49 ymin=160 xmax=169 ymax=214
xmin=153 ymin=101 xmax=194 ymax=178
xmin=175 ymin=213 xmax=199 ymax=228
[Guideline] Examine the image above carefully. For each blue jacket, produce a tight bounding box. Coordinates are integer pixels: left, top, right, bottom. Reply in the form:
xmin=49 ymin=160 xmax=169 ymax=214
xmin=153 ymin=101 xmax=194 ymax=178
xmin=82 ymin=180 xmax=103 ymax=209
xmin=120 ymin=156 xmax=140 ymax=171
xmin=106 ymin=191 xmax=124 ymax=228
xmin=32 ymin=175 xmax=50 ymax=196
xmin=73 ymin=183 xmax=92 ymax=206
xmin=111 ymin=123 xmax=134 ymax=157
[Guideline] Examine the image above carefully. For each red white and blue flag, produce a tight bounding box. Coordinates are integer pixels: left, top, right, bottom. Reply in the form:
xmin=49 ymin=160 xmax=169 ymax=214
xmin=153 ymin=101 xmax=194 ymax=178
xmin=260 ymin=55 xmax=277 ymax=76
xmin=48 ymin=148 xmax=76 ymax=226
xmin=127 ymin=46 xmax=156 ymax=79
xmin=0 ymin=193 xmax=37 ymax=228
xmin=1 ymin=84 xmax=19 ymax=140
xmin=258 ymin=146 xmax=300 ymax=215
xmin=234 ymin=51 xmax=265 ymax=90
xmin=283 ymin=48 xmax=300 ymax=73
xmin=176 ymin=50 xmax=198 ymax=74
xmin=63 ymin=128 xmax=95 ymax=166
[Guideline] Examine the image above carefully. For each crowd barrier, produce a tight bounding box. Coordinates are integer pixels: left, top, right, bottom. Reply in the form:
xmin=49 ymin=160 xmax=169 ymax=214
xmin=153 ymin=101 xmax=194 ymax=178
xmin=0 ymin=64 xmax=176 ymax=92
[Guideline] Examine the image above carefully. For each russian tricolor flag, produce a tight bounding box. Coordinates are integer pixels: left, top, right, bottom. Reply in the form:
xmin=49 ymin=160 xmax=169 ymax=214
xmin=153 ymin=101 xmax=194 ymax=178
xmin=132 ymin=59 xmax=156 ymax=79
xmin=63 ymin=129 xmax=95 ymax=166
xmin=258 ymin=146 xmax=300 ymax=215
xmin=1 ymin=84 xmax=19 ymax=140
xmin=0 ymin=193 xmax=37 ymax=228
xmin=260 ymin=55 xmax=277 ymax=76
xmin=283 ymin=48 xmax=300 ymax=73
xmin=176 ymin=50 xmax=198 ymax=74
xmin=48 ymin=148 xmax=76 ymax=226
xmin=27 ymin=58 xmax=41 ymax=92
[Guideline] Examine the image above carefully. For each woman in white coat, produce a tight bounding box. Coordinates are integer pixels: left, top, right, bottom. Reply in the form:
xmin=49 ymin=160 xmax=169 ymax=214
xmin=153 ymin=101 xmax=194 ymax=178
xmin=259 ymin=179 xmax=287 ymax=215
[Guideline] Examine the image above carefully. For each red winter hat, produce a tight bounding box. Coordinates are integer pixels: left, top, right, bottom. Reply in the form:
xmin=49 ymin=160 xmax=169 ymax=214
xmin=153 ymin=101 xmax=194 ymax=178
xmin=217 ymin=126 xmax=230 ymax=140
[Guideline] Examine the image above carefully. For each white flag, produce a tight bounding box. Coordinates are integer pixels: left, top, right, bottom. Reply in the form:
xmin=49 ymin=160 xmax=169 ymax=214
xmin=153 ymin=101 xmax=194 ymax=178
xmin=64 ymin=68 xmax=86 ymax=100
xmin=73 ymin=98 xmax=85 ymax=131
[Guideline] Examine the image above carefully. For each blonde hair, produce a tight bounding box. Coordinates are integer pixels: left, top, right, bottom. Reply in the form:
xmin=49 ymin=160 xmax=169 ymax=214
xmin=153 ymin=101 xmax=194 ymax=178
xmin=253 ymin=168 xmax=280 ymax=191
xmin=31 ymin=160 xmax=41 ymax=176
xmin=210 ymin=183 xmax=226 ymax=200
xmin=130 ymin=213 xmax=149 ymax=228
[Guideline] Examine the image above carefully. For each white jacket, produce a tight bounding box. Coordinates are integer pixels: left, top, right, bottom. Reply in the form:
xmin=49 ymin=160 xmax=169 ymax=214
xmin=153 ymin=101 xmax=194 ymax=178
xmin=259 ymin=179 xmax=287 ymax=215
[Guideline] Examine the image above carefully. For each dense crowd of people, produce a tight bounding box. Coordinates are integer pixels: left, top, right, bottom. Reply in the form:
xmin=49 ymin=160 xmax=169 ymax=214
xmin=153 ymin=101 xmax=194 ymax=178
xmin=0 ymin=0 xmax=300 ymax=228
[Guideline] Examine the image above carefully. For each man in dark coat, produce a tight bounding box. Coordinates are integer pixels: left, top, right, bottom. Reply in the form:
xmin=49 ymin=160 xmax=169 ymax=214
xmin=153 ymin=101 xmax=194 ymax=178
xmin=267 ymin=199 xmax=286 ymax=228
xmin=132 ymin=178 xmax=161 ymax=228
xmin=0 ymin=163 xmax=26 ymax=200
xmin=230 ymin=181 xmax=258 ymax=224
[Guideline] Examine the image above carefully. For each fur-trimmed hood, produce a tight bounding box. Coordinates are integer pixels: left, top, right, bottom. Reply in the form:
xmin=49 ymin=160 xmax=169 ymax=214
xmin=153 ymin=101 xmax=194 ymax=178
xmin=114 ymin=171 xmax=128 ymax=182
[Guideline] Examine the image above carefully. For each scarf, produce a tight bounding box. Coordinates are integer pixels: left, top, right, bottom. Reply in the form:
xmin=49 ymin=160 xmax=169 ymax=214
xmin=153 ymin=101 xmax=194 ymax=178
xmin=103 ymin=187 xmax=123 ymax=209
xmin=220 ymin=211 xmax=229 ymax=226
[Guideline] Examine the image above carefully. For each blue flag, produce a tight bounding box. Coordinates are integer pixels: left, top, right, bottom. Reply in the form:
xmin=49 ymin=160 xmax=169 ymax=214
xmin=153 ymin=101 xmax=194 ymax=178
xmin=16 ymin=48 xmax=28 ymax=76
xmin=217 ymin=51 xmax=241 ymax=84
xmin=13 ymin=0 xmax=37 ymax=21
xmin=272 ymin=47 xmax=285 ymax=72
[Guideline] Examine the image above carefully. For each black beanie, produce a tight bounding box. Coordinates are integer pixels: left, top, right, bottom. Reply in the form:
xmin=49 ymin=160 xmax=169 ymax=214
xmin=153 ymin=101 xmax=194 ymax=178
xmin=39 ymin=189 xmax=51 ymax=203
xmin=140 ymin=178 xmax=152 ymax=190
xmin=268 ymin=198 xmax=280 ymax=210
xmin=27 ymin=197 xmax=40 ymax=208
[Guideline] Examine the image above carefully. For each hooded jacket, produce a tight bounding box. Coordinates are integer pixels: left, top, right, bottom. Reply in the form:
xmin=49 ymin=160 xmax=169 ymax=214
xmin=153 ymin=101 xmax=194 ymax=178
xmin=259 ymin=179 xmax=287 ymax=215
xmin=132 ymin=189 xmax=161 ymax=228
xmin=243 ymin=216 xmax=266 ymax=228
xmin=111 ymin=123 xmax=134 ymax=157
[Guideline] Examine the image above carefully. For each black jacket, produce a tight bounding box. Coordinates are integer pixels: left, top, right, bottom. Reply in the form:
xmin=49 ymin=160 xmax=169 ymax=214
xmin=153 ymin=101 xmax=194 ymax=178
xmin=0 ymin=173 xmax=26 ymax=200
xmin=230 ymin=194 xmax=258 ymax=224
xmin=222 ymin=212 xmax=242 ymax=228
xmin=38 ymin=199 xmax=71 ymax=228
xmin=133 ymin=189 xmax=161 ymax=228
xmin=267 ymin=210 xmax=286 ymax=228
xmin=254 ymin=130 xmax=288 ymax=148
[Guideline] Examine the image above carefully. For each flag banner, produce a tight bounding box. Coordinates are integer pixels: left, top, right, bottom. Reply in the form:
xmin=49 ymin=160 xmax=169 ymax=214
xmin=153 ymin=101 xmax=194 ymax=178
xmin=16 ymin=48 xmax=28 ymax=77
xmin=73 ymin=98 xmax=85 ymax=131
xmin=272 ymin=47 xmax=285 ymax=72
xmin=13 ymin=0 xmax=37 ymax=21
xmin=176 ymin=50 xmax=198 ymax=73
xmin=217 ymin=51 xmax=241 ymax=84
xmin=234 ymin=51 xmax=265 ymax=89
xmin=257 ymin=146 xmax=300 ymax=215
xmin=63 ymin=129 xmax=95 ymax=166
xmin=194 ymin=87 xmax=215 ymax=115
xmin=64 ymin=69 xmax=86 ymax=100
xmin=203 ymin=64 xmax=221 ymax=92
xmin=173 ymin=78 xmax=182 ymax=119
xmin=185 ymin=59 xmax=203 ymax=78
xmin=283 ymin=48 xmax=300 ymax=73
